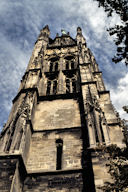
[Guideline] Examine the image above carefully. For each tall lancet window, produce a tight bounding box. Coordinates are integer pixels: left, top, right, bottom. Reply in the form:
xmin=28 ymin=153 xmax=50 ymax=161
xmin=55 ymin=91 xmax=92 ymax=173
xmin=56 ymin=139 xmax=63 ymax=170
xmin=90 ymin=110 xmax=100 ymax=143
xmin=99 ymin=116 xmax=105 ymax=143
xmin=14 ymin=129 xmax=23 ymax=150
xmin=46 ymin=73 xmax=58 ymax=95
xmin=4 ymin=131 xmax=12 ymax=152
xmin=65 ymin=72 xmax=77 ymax=93
xmin=49 ymin=57 xmax=59 ymax=72
xmin=93 ymin=112 xmax=105 ymax=144
xmin=65 ymin=56 xmax=75 ymax=70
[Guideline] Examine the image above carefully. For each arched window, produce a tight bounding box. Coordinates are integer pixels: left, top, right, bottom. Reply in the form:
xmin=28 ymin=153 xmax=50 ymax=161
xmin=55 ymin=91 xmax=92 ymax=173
xmin=49 ymin=57 xmax=59 ymax=72
xmin=65 ymin=72 xmax=77 ymax=93
xmin=56 ymin=139 xmax=63 ymax=170
xmin=46 ymin=74 xmax=58 ymax=95
xmin=64 ymin=55 xmax=75 ymax=70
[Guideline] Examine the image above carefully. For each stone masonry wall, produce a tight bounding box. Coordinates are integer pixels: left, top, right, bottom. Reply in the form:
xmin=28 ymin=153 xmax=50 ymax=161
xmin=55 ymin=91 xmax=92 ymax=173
xmin=99 ymin=93 xmax=117 ymax=124
xmin=23 ymin=172 xmax=83 ymax=192
xmin=32 ymin=99 xmax=81 ymax=131
xmin=26 ymin=129 xmax=82 ymax=173
xmin=0 ymin=158 xmax=17 ymax=192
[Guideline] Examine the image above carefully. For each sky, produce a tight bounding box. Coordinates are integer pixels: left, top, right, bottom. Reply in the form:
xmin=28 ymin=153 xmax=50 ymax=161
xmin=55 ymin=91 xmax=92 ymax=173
xmin=0 ymin=0 xmax=128 ymax=131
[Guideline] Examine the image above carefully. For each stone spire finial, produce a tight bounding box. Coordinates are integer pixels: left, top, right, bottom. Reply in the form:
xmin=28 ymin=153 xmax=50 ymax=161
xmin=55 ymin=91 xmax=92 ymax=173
xmin=77 ymin=27 xmax=82 ymax=35
xmin=56 ymin=33 xmax=59 ymax=37
xmin=76 ymin=26 xmax=86 ymax=45
xmin=42 ymin=25 xmax=50 ymax=32
xmin=38 ymin=25 xmax=50 ymax=40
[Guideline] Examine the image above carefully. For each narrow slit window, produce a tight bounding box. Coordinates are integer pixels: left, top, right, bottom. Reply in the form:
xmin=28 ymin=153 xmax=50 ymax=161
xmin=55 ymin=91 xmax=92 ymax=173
xmin=92 ymin=113 xmax=99 ymax=143
xmin=100 ymin=121 xmax=105 ymax=142
xmin=56 ymin=139 xmax=63 ymax=170
xmin=94 ymin=126 xmax=99 ymax=143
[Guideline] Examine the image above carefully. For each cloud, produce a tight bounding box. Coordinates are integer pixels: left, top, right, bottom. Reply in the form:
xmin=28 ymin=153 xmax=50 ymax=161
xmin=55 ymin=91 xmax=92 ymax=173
xmin=0 ymin=0 xmax=127 ymax=131
xmin=107 ymin=73 xmax=128 ymax=120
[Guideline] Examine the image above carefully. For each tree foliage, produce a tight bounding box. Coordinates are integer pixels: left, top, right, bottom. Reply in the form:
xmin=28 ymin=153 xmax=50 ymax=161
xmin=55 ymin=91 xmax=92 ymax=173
xmin=101 ymin=145 xmax=128 ymax=192
xmin=100 ymin=118 xmax=128 ymax=192
xmin=123 ymin=105 xmax=128 ymax=113
xmin=94 ymin=0 xmax=128 ymax=65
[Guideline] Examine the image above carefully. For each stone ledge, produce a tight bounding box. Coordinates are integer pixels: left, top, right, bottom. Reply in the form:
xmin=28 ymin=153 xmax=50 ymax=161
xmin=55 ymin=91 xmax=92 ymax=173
xmin=12 ymin=88 xmax=39 ymax=103
xmin=27 ymin=168 xmax=83 ymax=176
xmin=81 ymin=81 xmax=96 ymax=85
xmin=98 ymin=90 xmax=110 ymax=95
xmin=93 ymin=71 xmax=102 ymax=74
xmin=38 ymin=92 xmax=80 ymax=101
xmin=32 ymin=126 xmax=82 ymax=133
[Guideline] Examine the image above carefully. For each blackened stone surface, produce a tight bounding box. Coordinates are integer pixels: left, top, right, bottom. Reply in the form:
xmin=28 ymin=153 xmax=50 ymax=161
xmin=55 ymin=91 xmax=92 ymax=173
xmin=0 ymin=158 xmax=17 ymax=192
xmin=23 ymin=172 xmax=83 ymax=192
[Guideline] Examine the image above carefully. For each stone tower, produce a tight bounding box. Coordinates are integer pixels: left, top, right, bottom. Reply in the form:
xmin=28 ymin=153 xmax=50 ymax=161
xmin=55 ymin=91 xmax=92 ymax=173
xmin=0 ymin=26 xmax=124 ymax=192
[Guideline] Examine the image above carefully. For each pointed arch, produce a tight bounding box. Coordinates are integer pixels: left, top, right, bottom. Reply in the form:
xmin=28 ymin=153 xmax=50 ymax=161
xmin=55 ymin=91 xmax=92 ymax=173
xmin=48 ymin=55 xmax=60 ymax=72
xmin=63 ymin=53 xmax=76 ymax=70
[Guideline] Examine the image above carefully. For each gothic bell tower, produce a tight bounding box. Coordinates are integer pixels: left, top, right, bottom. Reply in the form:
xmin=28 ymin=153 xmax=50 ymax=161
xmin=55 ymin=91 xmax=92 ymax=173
xmin=0 ymin=25 xmax=124 ymax=192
